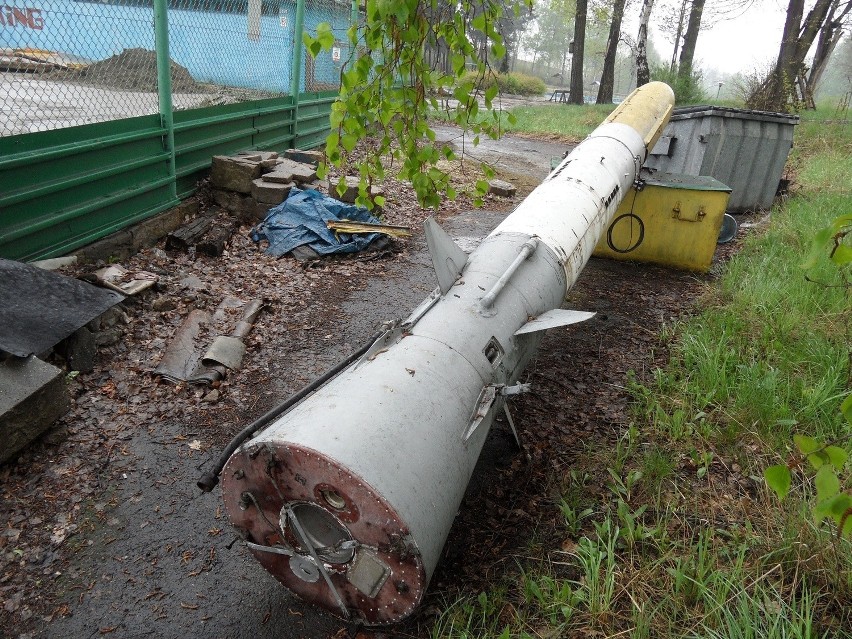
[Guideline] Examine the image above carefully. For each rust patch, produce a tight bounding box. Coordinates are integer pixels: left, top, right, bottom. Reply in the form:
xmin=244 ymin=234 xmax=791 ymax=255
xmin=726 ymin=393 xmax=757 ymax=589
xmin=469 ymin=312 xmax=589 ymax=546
xmin=222 ymin=442 xmax=425 ymax=624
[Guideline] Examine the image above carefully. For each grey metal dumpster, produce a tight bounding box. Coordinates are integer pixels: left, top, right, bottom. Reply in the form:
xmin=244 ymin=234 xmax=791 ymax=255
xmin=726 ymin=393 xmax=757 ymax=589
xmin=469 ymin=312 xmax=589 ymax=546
xmin=644 ymin=106 xmax=799 ymax=213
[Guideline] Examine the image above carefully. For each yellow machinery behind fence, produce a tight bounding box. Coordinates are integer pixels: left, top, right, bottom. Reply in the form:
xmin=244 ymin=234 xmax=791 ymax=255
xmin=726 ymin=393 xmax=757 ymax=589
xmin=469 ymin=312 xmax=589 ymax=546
xmin=593 ymin=171 xmax=732 ymax=272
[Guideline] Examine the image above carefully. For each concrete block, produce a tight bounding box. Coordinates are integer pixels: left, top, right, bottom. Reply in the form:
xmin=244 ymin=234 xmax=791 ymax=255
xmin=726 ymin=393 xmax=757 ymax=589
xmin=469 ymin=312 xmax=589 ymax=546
xmin=252 ymin=178 xmax=294 ymax=205
xmin=237 ymin=150 xmax=279 ymax=170
xmin=266 ymin=159 xmax=318 ymax=184
xmin=0 ymin=357 xmax=70 ymax=463
xmin=74 ymin=200 xmax=199 ymax=264
xmin=328 ymin=177 xmax=383 ymax=204
xmin=213 ymin=189 xmax=273 ymax=223
xmin=210 ymin=155 xmax=263 ymax=193
xmin=283 ymin=149 xmax=324 ymax=167
xmin=488 ymin=179 xmax=517 ymax=197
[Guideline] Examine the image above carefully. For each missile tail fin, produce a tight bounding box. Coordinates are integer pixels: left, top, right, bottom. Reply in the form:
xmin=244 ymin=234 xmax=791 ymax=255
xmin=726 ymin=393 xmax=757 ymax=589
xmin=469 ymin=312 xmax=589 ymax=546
xmin=425 ymin=217 xmax=468 ymax=295
xmin=514 ymin=309 xmax=596 ymax=336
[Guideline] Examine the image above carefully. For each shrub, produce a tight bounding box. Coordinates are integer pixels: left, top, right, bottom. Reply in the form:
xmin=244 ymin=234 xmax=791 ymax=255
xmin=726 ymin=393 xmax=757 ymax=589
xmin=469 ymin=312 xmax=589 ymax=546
xmin=650 ymin=65 xmax=707 ymax=104
xmin=459 ymin=70 xmax=546 ymax=97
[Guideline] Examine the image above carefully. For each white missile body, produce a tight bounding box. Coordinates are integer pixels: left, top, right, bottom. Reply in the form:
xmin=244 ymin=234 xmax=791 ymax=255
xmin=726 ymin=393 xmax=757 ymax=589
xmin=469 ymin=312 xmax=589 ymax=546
xmin=219 ymin=82 xmax=675 ymax=624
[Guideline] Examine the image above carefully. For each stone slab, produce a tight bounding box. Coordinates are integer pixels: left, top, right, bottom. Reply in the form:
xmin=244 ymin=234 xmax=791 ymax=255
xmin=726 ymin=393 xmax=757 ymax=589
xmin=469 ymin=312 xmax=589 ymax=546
xmin=283 ymin=149 xmax=323 ymax=167
xmin=237 ymin=150 xmax=279 ymax=169
xmin=74 ymin=200 xmax=199 ymax=264
xmin=210 ymin=155 xmax=263 ymax=193
xmin=328 ymin=177 xmax=384 ymax=204
xmin=488 ymin=179 xmax=517 ymax=197
xmin=213 ymin=189 xmax=274 ymax=223
xmin=251 ymin=178 xmax=294 ymax=205
xmin=267 ymin=159 xmax=318 ymax=184
xmin=0 ymin=356 xmax=70 ymax=463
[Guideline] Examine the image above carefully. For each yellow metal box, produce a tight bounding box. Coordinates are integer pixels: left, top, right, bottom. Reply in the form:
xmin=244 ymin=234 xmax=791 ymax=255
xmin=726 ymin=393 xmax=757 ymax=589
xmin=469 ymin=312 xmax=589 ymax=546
xmin=593 ymin=171 xmax=732 ymax=272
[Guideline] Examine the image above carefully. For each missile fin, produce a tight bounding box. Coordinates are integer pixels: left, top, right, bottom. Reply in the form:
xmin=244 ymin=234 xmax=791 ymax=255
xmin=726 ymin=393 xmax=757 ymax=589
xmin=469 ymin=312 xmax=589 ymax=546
xmin=424 ymin=217 xmax=468 ymax=295
xmin=514 ymin=309 xmax=596 ymax=336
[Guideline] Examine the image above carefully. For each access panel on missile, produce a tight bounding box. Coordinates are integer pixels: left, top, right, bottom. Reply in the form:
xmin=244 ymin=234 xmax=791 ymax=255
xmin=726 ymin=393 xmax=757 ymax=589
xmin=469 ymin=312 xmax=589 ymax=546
xmin=207 ymin=82 xmax=675 ymax=624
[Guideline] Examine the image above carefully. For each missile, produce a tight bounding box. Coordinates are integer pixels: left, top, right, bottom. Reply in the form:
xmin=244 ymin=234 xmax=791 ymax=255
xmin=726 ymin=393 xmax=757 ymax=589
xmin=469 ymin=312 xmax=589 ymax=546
xmin=202 ymin=82 xmax=674 ymax=625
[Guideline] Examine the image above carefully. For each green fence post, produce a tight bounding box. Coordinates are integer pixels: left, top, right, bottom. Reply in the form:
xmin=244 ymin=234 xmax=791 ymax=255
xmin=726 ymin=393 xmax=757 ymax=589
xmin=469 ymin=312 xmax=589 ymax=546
xmin=350 ymin=0 xmax=358 ymax=28
xmin=154 ymin=0 xmax=178 ymax=201
xmin=290 ymin=0 xmax=306 ymax=146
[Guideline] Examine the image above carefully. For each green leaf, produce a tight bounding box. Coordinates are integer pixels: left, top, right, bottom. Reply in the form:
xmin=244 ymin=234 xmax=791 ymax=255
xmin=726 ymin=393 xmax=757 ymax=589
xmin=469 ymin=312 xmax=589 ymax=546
xmin=814 ymin=493 xmax=852 ymax=527
xmin=824 ymin=446 xmax=848 ymax=471
xmin=807 ymin=451 xmax=830 ymax=470
xmin=764 ymin=464 xmax=791 ymax=500
xmin=484 ymin=84 xmax=498 ymax=105
xmin=491 ymin=41 xmax=506 ymax=59
xmin=841 ymin=393 xmax=852 ymax=426
xmin=451 ymin=53 xmax=466 ymax=75
xmin=815 ymin=464 xmax=840 ymax=502
xmin=475 ymin=179 xmax=490 ymax=194
xmin=831 ymin=244 xmax=852 ymax=265
xmin=315 ymin=22 xmax=335 ymax=49
xmin=341 ymin=134 xmax=358 ymax=152
xmin=794 ymin=434 xmax=821 ymax=455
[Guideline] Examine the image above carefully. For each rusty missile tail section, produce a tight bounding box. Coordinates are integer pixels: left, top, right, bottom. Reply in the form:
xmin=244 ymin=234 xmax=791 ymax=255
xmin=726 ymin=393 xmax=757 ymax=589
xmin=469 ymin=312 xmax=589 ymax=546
xmin=223 ymin=444 xmax=424 ymax=623
xmin=203 ymin=82 xmax=676 ymax=625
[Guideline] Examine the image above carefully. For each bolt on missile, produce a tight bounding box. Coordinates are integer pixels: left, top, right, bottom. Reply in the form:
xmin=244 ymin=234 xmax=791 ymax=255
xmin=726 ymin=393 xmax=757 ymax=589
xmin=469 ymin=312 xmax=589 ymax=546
xmin=212 ymin=81 xmax=675 ymax=624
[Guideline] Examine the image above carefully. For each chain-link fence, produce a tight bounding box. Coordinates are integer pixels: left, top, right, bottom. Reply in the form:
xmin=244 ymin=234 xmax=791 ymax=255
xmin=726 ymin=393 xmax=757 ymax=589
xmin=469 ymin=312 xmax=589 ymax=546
xmin=0 ymin=0 xmax=354 ymax=136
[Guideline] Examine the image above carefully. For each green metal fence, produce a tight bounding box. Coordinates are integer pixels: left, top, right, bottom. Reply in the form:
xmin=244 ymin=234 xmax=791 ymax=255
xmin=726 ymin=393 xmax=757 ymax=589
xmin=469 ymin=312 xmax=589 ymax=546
xmin=0 ymin=0 xmax=351 ymax=260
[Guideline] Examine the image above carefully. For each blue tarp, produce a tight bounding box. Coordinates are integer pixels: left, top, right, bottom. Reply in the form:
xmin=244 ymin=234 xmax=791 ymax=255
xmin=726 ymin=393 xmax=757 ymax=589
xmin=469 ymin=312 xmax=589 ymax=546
xmin=251 ymin=188 xmax=383 ymax=258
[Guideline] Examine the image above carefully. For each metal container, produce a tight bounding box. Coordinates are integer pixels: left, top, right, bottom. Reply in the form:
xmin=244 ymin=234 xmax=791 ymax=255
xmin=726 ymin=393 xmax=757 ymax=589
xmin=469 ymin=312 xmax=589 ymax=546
xmin=644 ymin=106 xmax=798 ymax=213
xmin=593 ymin=171 xmax=732 ymax=272
xmin=216 ymin=82 xmax=676 ymax=625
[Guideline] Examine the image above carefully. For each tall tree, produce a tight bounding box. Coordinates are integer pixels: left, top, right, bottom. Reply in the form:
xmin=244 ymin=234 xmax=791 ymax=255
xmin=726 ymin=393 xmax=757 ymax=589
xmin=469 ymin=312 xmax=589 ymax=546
xmin=597 ymin=0 xmax=629 ymax=103
xmin=669 ymin=0 xmax=689 ymax=71
xmin=635 ymin=0 xmax=656 ymax=85
xmin=523 ymin=0 xmax=577 ymax=78
xmin=570 ymin=0 xmax=589 ymax=103
xmin=748 ymin=0 xmax=844 ymax=110
xmin=497 ymin=4 xmax=535 ymax=72
xmin=806 ymin=0 xmax=852 ymax=97
xmin=677 ymin=0 xmax=707 ymax=78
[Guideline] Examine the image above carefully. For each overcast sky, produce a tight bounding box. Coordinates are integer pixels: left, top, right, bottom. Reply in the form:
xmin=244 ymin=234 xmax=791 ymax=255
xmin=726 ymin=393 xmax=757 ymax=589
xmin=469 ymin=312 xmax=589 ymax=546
xmin=647 ymin=0 xmax=789 ymax=78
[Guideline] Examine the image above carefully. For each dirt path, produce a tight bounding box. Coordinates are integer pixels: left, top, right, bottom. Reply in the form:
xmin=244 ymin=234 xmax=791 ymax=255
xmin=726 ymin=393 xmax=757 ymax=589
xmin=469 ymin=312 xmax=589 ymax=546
xmin=1 ymin=127 xmax=719 ymax=639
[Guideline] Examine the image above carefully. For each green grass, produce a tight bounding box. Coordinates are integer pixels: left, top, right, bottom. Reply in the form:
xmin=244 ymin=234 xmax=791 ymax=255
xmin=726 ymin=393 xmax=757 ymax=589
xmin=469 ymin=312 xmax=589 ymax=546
xmin=429 ymin=102 xmax=614 ymax=143
xmin=506 ymin=103 xmax=614 ymax=141
xmin=430 ymin=100 xmax=852 ymax=638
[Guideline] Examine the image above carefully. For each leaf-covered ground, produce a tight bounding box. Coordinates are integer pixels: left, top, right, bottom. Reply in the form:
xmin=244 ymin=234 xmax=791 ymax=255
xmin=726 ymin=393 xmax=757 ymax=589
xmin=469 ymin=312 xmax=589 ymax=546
xmin=1 ymin=132 xmax=742 ymax=639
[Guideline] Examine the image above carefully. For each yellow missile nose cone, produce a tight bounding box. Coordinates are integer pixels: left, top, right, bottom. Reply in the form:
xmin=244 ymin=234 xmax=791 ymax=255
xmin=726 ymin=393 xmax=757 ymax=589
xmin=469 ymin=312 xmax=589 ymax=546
xmin=605 ymin=81 xmax=676 ymax=151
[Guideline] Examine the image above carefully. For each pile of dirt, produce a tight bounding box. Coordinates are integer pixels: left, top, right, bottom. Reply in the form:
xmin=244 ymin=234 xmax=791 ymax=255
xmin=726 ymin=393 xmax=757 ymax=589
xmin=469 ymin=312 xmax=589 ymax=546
xmin=58 ymin=48 xmax=210 ymax=93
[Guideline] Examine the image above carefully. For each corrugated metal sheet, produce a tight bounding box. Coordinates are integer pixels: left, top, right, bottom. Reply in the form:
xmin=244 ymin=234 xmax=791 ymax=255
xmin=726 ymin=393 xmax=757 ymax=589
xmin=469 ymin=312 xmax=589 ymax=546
xmin=0 ymin=92 xmax=335 ymax=260
xmin=644 ymin=106 xmax=799 ymax=213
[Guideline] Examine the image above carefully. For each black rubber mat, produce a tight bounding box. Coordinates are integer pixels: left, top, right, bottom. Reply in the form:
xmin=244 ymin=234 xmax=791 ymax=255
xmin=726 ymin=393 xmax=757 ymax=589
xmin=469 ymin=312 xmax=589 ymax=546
xmin=0 ymin=258 xmax=124 ymax=357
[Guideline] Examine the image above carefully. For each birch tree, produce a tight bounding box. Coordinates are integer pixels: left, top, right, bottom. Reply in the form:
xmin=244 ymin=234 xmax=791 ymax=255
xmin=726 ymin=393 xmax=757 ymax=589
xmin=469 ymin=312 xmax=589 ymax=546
xmin=635 ymin=0 xmax=656 ymax=86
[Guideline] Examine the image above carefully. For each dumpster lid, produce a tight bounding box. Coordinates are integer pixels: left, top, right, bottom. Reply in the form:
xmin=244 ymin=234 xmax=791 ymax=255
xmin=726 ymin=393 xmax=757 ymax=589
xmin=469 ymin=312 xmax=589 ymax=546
xmin=670 ymin=105 xmax=800 ymax=125
xmin=639 ymin=169 xmax=733 ymax=192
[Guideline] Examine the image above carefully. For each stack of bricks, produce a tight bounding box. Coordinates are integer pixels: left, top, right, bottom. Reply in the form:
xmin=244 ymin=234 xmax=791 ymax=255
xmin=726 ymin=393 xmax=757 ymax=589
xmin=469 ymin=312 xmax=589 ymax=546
xmin=209 ymin=149 xmax=325 ymax=222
